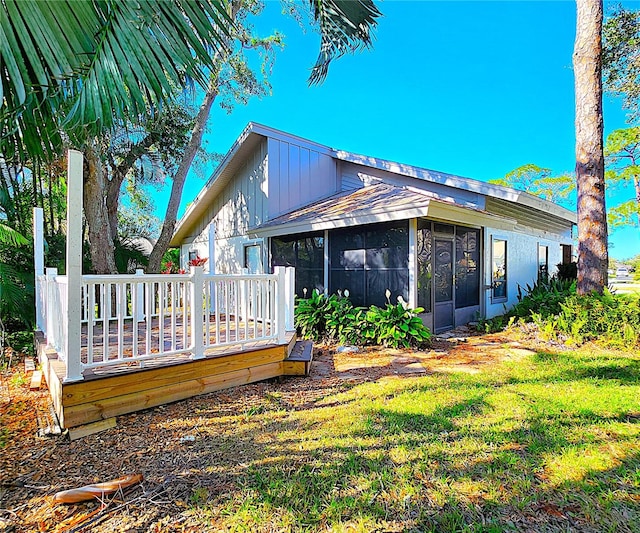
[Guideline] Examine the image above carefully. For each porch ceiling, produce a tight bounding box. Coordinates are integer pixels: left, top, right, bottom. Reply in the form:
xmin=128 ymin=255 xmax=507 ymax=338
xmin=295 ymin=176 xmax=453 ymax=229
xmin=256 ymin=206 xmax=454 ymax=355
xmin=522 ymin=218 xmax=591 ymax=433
xmin=251 ymin=183 xmax=516 ymax=237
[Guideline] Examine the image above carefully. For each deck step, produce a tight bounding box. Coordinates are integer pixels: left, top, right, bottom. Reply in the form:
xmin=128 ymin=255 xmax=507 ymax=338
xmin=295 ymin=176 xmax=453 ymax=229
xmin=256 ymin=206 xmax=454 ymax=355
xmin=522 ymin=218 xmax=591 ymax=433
xmin=284 ymin=340 xmax=313 ymax=376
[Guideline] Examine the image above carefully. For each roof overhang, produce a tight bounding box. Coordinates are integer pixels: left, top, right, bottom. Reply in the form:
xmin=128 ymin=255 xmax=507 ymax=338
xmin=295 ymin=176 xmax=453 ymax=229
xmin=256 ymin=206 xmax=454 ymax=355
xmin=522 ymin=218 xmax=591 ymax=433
xmin=251 ymin=184 xmax=517 ymax=238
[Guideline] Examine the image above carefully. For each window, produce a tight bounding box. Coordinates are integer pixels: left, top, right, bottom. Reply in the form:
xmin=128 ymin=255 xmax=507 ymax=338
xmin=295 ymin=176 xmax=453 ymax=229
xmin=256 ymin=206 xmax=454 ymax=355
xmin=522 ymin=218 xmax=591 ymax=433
xmin=561 ymin=244 xmax=572 ymax=265
xmin=330 ymin=221 xmax=408 ymax=307
xmin=188 ymin=251 xmax=198 ymax=262
xmin=244 ymin=243 xmax=262 ymax=274
xmin=538 ymin=244 xmax=549 ymax=281
xmin=491 ymin=238 xmax=507 ymax=301
xmin=271 ymin=233 xmax=324 ymax=297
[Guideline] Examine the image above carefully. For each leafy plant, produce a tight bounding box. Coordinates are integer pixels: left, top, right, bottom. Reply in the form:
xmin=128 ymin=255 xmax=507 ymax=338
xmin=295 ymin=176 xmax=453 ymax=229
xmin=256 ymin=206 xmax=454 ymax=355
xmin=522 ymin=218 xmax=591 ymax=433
xmin=363 ymin=302 xmax=431 ymax=348
xmin=295 ymin=290 xmax=431 ymax=348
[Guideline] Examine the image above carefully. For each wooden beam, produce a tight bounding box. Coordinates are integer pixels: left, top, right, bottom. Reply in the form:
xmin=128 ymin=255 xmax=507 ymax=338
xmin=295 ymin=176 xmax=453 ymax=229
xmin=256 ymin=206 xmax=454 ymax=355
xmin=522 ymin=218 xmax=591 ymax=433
xmin=68 ymin=418 xmax=116 ymax=441
xmin=62 ymin=344 xmax=287 ymax=407
xmin=30 ymin=370 xmax=43 ymax=390
xmin=63 ymin=361 xmax=284 ymax=427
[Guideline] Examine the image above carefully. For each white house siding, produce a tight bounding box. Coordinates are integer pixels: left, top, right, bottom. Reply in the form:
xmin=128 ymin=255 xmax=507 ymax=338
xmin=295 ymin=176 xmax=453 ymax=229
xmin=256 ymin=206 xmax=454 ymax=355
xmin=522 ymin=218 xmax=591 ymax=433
xmin=483 ymin=227 xmax=567 ymax=319
xmin=181 ymin=139 xmax=268 ymax=271
xmin=337 ymin=160 xmax=486 ymax=210
xmin=267 ymin=138 xmax=337 ymax=219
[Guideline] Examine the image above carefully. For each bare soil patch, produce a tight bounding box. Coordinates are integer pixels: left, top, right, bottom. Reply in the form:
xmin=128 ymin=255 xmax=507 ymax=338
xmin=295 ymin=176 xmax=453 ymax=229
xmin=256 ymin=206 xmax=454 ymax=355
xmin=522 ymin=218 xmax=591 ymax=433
xmin=1 ymin=327 xmax=532 ymax=532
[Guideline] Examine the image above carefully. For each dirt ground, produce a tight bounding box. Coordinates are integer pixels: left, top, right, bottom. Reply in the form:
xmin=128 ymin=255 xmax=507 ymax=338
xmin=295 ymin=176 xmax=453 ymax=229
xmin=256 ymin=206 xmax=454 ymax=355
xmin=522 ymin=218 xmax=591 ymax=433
xmin=0 ymin=327 xmax=536 ymax=532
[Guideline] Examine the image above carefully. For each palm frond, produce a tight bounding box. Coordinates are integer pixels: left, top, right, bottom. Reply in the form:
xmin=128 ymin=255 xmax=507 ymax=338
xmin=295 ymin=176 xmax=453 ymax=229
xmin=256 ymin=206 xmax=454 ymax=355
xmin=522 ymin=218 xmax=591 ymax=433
xmin=308 ymin=0 xmax=381 ymax=84
xmin=1 ymin=0 xmax=233 ymax=162
xmin=0 ymin=222 xmax=28 ymax=247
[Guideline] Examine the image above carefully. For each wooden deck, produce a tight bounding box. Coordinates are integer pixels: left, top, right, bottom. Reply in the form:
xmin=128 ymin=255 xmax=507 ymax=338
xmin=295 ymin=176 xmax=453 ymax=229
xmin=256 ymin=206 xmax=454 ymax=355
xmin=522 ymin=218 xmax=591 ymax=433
xmin=36 ymin=326 xmax=312 ymax=437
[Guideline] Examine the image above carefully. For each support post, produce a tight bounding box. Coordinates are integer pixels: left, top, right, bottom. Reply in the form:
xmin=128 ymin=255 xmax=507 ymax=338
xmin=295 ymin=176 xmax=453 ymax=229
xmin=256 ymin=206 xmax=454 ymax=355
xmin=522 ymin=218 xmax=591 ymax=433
xmin=408 ymin=218 xmax=418 ymax=309
xmin=33 ymin=207 xmax=45 ymax=332
xmin=64 ymin=150 xmax=84 ymax=383
xmin=45 ymin=268 xmax=57 ymax=346
xmin=275 ymin=267 xmax=286 ymax=344
xmin=208 ymin=223 xmax=216 ymax=313
xmin=190 ymin=266 xmax=205 ymax=359
xmin=284 ymin=266 xmax=295 ymax=332
xmin=135 ymin=269 xmax=145 ymax=322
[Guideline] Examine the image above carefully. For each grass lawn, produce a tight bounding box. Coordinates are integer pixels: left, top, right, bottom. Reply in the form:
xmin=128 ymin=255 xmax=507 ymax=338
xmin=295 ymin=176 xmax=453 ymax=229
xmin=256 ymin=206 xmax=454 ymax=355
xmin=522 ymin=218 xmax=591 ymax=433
xmin=2 ymin=336 xmax=640 ymax=532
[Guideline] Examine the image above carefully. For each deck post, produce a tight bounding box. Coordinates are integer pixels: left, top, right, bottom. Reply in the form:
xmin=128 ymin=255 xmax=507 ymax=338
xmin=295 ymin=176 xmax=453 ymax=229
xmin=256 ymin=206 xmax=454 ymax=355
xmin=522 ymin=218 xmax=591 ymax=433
xmin=64 ymin=150 xmax=84 ymax=383
xmin=208 ymin=223 xmax=216 ymax=313
xmin=275 ymin=267 xmax=286 ymax=343
xmin=190 ymin=266 xmax=205 ymax=359
xmin=45 ymin=268 xmax=57 ymax=345
xmin=284 ymin=266 xmax=295 ymax=332
xmin=135 ymin=269 xmax=145 ymax=322
xmin=33 ymin=207 xmax=45 ymax=332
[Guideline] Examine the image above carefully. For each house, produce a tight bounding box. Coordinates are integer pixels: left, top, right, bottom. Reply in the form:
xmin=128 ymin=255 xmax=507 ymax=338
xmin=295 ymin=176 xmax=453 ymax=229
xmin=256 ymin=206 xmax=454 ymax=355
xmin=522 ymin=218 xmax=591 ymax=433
xmin=170 ymin=123 xmax=576 ymax=333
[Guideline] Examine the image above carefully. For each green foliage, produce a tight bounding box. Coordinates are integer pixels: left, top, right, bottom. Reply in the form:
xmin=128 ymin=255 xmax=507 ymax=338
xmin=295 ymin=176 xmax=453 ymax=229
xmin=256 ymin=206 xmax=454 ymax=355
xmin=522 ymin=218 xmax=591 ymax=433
xmin=5 ymin=330 xmax=35 ymax=357
xmin=556 ymin=261 xmax=578 ymax=281
xmin=511 ymin=277 xmax=577 ymax=321
xmin=489 ymin=164 xmax=575 ymax=206
xmin=553 ymin=291 xmax=640 ymax=347
xmin=363 ymin=302 xmax=431 ymax=348
xmin=295 ymin=290 xmax=431 ymax=348
xmin=479 ymin=274 xmax=640 ymax=348
xmin=603 ymin=7 xmax=640 ymax=120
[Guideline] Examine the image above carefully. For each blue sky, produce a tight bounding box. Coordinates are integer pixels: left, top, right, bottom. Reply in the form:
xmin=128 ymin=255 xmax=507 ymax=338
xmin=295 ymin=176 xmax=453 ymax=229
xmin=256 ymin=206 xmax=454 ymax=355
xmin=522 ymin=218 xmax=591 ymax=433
xmin=159 ymin=0 xmax=639 ymax=260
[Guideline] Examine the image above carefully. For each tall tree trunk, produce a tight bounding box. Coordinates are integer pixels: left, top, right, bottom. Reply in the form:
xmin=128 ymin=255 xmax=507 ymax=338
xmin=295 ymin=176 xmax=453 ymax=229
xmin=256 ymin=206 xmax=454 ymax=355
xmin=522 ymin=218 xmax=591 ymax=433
xmin=147 ymin=82 xmax=219 ymax=273
xmin=574 ymin=0 xmax=608 ymax=294
xmin=146 ymin=0 xmax=243 ymax=273
xmin=84 ymin=142 xmax=118 ymax=274
xmin=106 ymin=132 xmax=159 ymax=239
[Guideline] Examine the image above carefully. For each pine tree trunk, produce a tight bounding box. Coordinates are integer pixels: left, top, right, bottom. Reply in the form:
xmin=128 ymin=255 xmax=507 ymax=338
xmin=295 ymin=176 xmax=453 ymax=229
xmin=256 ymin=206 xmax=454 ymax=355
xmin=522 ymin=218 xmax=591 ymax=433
xmin=84 ymin=142 xmax=118 ymax=274
xmin=574 ymin=0 xmax=608 ymax=294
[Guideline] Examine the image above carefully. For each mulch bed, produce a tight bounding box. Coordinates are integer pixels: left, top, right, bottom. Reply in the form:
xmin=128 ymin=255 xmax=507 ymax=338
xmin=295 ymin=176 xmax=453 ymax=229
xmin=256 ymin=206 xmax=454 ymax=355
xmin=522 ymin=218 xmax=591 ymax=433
xmin=0 ymin=327 xmax=525 ymax=532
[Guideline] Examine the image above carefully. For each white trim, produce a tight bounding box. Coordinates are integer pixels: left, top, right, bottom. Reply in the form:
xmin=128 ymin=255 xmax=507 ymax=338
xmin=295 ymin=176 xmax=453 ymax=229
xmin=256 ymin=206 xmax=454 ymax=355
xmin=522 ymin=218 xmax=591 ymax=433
xmin=408 ymin=219 xmax=417 ymax=309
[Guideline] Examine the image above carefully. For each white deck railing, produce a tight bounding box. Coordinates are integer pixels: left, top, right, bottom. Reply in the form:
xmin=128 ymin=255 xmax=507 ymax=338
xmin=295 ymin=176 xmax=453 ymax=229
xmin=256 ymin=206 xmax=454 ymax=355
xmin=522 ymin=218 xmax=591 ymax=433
xmin=38 ymin=266 xmax=295 ymax=382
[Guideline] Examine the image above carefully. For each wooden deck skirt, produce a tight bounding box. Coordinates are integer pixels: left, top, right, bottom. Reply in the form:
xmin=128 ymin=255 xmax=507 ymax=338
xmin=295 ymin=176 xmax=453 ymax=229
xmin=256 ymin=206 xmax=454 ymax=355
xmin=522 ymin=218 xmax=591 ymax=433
xmin=36 ymin=330 xmax=310 ymax=431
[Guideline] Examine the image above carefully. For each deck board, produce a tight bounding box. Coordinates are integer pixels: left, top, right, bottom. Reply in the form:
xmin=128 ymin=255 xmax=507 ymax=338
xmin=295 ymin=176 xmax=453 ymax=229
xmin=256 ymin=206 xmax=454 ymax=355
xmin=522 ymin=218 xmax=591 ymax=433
xmin=37 ymin=327 xmax=306 ymax=432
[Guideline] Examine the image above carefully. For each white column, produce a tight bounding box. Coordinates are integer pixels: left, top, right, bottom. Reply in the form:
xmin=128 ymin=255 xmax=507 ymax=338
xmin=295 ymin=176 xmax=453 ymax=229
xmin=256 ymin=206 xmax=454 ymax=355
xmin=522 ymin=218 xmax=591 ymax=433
xmin=64 ymin=150 xmax=84 ymax=382
xmin=33 ymin=207 xmax=45 ymax=332
xmin=45 ymin=268 xmax=57 ymax=345
xmin=208 ymin=223 xmax=216 ymax=274
xmin=190 ymin=266 xmax=205 ymax=359
xmin=135 ymin=269 xmax=145 ymax=322
xmin=275 ymin=266 xmax=286 ymax=343
xmin=208 ymin=223 xmax=216 ymax=313
xmin=284 ymin=266 xmax=295 ymax=332
xmin=408 ymin=218 xmax=417 ymax=309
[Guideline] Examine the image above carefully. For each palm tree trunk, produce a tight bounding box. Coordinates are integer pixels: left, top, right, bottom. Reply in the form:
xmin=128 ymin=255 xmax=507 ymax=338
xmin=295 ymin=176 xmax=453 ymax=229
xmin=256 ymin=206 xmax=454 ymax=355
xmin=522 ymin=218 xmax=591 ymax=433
xmin=574 ymin=0 xmax=608 ymax=294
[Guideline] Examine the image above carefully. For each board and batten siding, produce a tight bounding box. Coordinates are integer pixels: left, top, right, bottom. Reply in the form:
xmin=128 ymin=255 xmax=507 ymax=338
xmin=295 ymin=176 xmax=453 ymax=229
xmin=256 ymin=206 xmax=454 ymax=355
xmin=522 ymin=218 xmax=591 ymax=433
xmin=182 ymin=138 xmax=268 ymax=272
xmin=337 ymin=160 xmax=487 ymax=210
xmin=267 ymin=138 xmax=337 ymax=219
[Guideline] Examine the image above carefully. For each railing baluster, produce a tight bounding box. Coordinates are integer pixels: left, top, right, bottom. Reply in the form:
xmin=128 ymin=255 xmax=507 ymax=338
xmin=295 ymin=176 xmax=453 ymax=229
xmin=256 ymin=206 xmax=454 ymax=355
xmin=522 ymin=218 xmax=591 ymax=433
xmin=87 ymin=282 xmax=95 ymax=365
xmin=158 ymin=281 xmax=165 ymax=355
xmin=117 ymin=282 xmax=124 ymax=361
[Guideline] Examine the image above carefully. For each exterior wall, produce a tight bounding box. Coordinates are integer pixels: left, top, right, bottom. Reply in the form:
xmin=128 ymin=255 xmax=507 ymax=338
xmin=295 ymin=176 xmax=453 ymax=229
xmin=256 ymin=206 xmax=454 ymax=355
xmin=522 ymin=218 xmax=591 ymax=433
xmin=182 ymin=139 xmax=268 ymax=272
xmin=483 ymin=227 xmax=567 ymax=319
xmin=338 ymin=160 xmax=487 ymax=210
xmin=267 ymin=138 xmax=337 ymax=219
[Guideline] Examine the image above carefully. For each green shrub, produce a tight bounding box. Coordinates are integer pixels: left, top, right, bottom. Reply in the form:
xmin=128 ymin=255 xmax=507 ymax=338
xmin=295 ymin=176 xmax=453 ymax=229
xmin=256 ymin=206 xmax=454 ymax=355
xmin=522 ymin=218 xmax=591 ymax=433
xmin=510 ymin=276 xmax=576 ymax=321
xmin=295 ymin=290 xmax=431 ymax=348
xmin=363 ymin=302 xmax=431 ymax=348
xmin=554 ymin=290 xmax=640 ymax=347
